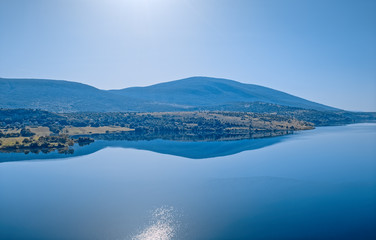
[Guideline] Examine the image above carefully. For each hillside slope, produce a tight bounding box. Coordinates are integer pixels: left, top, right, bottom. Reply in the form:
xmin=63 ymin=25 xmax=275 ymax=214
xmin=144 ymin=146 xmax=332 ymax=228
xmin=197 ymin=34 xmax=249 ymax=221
xmin=110 ymin=77 xmax=338 ymax=111
xmin=0 ymin=78 xmax=182 ymax=112
xmin=1 ymin=77 xmax=338 ymax=112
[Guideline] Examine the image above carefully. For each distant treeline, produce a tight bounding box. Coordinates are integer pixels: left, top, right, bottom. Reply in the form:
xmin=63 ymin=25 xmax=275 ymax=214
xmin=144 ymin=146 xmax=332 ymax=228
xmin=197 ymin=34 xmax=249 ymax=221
xmin=1 ymin=107 xmax=375 ymax=134
xmin=0 ymin=109 xmax=313 ymax=136
xmin=1 ymin=107 xmax=375 ymax=155
xmin=0 ymin=128 xmax=35 ymax=138
xmin=198 ymin=102 xmax=376 ymax=126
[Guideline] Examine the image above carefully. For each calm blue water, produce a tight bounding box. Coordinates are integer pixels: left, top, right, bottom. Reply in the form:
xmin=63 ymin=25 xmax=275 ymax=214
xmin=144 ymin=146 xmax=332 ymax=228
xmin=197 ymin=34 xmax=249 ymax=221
xmin=1 ymin=124 xmax=376 ymax=240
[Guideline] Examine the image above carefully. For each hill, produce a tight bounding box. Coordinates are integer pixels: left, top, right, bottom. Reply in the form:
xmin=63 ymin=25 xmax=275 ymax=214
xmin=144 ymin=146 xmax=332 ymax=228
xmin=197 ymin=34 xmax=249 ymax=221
xmin=1 ymin=77 xmax=338 ymax=112
xmin=110 ymin=77 xmax=338 ymax=111
xmin=0 ymin=78 xmax=181 ymax=112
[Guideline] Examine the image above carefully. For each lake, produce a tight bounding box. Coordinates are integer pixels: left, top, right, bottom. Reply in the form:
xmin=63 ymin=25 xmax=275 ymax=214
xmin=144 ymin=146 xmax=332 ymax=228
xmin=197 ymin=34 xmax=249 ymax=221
xmin=1 ymin=123 xmax=375 ymax=240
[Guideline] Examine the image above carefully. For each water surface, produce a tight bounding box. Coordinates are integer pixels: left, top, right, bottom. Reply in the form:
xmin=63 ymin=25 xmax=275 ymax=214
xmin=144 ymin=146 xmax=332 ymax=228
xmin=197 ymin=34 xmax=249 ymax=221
xmin=1 ymin=124 xmax=375 ymax=239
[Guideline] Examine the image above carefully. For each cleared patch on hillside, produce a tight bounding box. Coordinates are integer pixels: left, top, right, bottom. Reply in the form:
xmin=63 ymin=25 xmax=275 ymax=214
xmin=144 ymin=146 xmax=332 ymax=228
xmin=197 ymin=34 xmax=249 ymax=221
xmin=27 ymin=127 xmax=51 ymax=136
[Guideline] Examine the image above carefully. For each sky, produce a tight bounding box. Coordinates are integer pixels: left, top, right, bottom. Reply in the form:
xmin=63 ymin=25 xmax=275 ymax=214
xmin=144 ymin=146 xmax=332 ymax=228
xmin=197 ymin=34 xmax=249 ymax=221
xmin=0 ymin=0 xmax=375 ymax=111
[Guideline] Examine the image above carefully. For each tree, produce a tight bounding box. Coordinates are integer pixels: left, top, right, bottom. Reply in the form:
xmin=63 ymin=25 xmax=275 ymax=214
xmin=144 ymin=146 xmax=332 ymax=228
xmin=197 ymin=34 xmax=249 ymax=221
xmin=20 ymin=128 xmax=35 ymax=137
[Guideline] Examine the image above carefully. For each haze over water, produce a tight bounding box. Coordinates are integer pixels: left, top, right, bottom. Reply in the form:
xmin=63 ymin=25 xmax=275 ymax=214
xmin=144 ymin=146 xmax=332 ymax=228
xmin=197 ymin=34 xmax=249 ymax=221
xmin=1 ymin=123 xmax=376 ymax=239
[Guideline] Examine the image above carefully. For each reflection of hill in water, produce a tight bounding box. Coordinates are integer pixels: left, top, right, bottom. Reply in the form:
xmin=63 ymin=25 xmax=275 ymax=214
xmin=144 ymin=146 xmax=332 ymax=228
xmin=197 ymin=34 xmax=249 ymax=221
xmin=0 ymin=135 xmax=290 ymax=162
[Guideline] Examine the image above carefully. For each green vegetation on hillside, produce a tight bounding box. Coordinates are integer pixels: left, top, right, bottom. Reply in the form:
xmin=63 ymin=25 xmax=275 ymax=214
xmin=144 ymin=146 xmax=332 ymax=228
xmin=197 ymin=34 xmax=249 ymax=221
xmin=199 ymin=102 xmax=376 ymax=126
xmin=1 ymin=107 xmax=375 ymax=154
xmin=0 ymin=109 xmax=315 ymax=153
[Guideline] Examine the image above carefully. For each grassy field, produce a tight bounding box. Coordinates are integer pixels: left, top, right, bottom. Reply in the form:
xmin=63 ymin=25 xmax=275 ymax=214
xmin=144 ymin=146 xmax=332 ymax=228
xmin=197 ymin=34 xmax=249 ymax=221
xmin=0 ymin=137 xmax=29 ymax=147
xmin=0 ymin=126 xmax=133 ymax=150
xmin=27 ymin=127 xmax=51 ymax=136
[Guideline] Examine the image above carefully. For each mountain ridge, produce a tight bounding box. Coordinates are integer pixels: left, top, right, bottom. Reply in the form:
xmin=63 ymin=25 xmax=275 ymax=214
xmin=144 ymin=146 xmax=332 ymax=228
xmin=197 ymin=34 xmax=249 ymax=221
xmin=110 ymin=76 xmax=338 ymax=111
xmin=1 ymin=76 xmax=339 ymax=112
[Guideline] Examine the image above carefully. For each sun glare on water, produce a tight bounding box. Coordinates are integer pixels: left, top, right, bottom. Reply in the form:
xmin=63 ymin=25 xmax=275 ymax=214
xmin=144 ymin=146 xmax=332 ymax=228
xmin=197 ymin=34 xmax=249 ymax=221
xmin=131 ymin=206 xmax=180 ymax=240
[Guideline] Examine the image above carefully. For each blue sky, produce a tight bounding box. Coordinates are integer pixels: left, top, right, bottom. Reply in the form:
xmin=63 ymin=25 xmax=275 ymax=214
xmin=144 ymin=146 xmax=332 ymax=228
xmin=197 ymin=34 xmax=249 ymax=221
xmin=0 ymin=0 xmax=375 ymax=111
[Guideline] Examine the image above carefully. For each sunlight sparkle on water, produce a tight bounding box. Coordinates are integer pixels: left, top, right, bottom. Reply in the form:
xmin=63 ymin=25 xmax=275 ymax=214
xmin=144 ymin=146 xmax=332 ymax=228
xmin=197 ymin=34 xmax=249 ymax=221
xmin=132 ymin=206 xmax=178 ymax=240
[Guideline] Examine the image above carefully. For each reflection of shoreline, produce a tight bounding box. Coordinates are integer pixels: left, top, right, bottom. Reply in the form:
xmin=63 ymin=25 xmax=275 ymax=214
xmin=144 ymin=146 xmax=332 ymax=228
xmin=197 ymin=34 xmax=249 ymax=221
xmin=0 ymin=130 xmax=294 ymax=155
xmin=0 ymin=132 xmax=290 ymax=162
xmin=85 ymin=129 xmax=294 ymax=142
xmin=0 ymin=147 xmax=74 ymax=155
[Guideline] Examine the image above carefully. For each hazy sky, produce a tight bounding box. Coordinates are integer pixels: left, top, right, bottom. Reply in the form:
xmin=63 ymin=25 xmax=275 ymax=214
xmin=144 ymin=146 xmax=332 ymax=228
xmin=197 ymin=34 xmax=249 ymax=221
xmin=1 ymin=0 xmax=375 ymax=111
